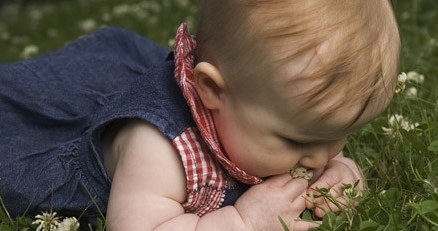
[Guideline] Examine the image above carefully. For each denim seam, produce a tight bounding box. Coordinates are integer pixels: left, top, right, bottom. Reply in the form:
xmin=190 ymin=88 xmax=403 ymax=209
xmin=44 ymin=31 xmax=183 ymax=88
xmin=60 ymin=138 xmax=107 ymax=215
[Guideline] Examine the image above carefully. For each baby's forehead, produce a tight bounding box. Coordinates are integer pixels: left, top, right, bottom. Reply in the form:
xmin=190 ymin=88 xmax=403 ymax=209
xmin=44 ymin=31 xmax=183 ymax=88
xmin=267 ymin=104 xmax=361 ymax=143
xmin=261 ymin=37 xmax=396 ymax=132
xmin=239 ymin=54 xmax=390 ymax=136
xmin=269 ymin=84 xmax=387 ymax=137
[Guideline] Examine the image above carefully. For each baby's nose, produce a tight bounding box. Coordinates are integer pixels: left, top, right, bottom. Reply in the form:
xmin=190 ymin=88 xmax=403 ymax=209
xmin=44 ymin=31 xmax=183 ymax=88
xmin=299 ymin=150 xmax=329 ymax=169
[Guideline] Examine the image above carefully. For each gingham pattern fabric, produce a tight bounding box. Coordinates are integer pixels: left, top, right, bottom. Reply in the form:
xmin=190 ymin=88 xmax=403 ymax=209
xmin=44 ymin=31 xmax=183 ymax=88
xmin=173 ymin=128 xmax=225 ymax=189
xmin=173 ymin=128 xmax=226 ymax=215
xmin=173 ymin=23 xmax=262 ymax=185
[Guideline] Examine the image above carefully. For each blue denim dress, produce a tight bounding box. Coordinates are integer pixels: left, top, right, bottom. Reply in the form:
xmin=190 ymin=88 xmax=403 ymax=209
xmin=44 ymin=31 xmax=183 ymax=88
xmin=0 ymin=27 xmax=249 ymax=223
xmin=0 ymin=27 xmax=175 ymax=220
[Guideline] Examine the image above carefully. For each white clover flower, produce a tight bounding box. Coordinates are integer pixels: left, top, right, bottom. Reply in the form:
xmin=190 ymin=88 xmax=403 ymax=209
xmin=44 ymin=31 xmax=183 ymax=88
xmin=176 ymin=0 xmax=190 ymax=7
xmin=28 ymin=8 xmax=43 ymax=21
xmin=389 ymin=114 xmax=419 ymax=131
xmin=343 ymin=186 xmax=359 ymax=200
xmin=54 ymin=217 xmax=80 ymax=231
xmin=398 ymin=72 xmax=408 ymax=82
xmin=32 ymin=211 xmax=61 ymax=231
xmin=113 ymin=4 xmax=131 ymax=16
xmin=21 ymin=44 xmax=39 ymax=59
xmin=143 ymin=2 xmax=161 ymax=12
xmin=405 ymin=87 xmax=418 ymax=97
xmin=132 ymin=7 xmax=148 ymax=20
xmin=381 ymin=127 xmax=393 ymax=136
xmin=78 ymin=19 xmax=97 ymax=32
xmin=382 ymin=114 xmax=419 ymax=136
xmin=101 ymin=12 xmax=112 ymax=22
xmin=395 ymin=72 xmax=407 ymax=93
xmin=168 ymin=38 xmax=175 ymax=48
xmin=406 ymin=71 xmax=425 ymax=84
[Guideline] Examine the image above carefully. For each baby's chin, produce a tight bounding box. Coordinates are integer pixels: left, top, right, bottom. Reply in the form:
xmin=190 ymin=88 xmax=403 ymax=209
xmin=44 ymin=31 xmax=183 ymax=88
xmin=239 ymin=167 xmax=272 ymax=179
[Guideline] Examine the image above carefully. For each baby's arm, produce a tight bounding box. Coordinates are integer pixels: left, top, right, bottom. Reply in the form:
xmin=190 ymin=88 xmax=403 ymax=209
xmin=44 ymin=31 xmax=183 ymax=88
xmin=106 ymin=120 xmax=318 ymax=231
xmin=305 ymin=152 xmax=364 ymax=217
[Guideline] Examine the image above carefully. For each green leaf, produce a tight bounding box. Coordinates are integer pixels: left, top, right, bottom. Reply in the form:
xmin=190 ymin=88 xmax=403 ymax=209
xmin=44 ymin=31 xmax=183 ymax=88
xmin=16 ymin=216 xmax=34 ymax=231
xmin=360 ymin=220 xmax=382 ymax=231
xmin=278 ymin=216 xmax=290 ymax=231
xmin=384 ymin=188 xmax=401 ymax=204
xmin=409 ymin=200 xmax=438 ymax=215
xmin=427 ymin=140 xmax=438 ymax=152
xmin=301 ymin=209 xmax=314 ymax=221
xmin=95 ymin=218 xmax=106 ymax=231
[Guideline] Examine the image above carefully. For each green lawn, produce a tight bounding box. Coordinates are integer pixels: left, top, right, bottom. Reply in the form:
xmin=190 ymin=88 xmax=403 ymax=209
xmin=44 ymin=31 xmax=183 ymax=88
xmin=1 ymin=0 xmax=437 ymax=230
xmin=0 ymin=0 xmax=197 ymax=63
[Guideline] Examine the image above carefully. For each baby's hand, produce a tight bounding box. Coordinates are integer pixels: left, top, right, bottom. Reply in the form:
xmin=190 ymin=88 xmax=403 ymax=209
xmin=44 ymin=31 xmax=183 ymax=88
xmin=235 ymin=174 xmax=320 ymax=231
xmin=305 ymin=158 xmax=364 ymax=217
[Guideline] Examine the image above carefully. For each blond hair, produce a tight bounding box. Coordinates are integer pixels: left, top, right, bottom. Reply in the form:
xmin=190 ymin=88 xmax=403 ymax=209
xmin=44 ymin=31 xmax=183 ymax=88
xmin=196 ymin=0 xmax=401 ymax=128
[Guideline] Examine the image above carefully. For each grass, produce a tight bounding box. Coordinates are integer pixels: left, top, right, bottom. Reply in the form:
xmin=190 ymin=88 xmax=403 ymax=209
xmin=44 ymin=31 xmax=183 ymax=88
xmin=1 ymin=0 xmax=437 ymax=230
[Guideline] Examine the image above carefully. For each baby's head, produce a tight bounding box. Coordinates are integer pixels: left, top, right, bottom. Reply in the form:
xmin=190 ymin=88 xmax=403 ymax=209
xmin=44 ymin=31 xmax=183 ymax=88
xmin=193 ymin=0 xmax=400 ymax=177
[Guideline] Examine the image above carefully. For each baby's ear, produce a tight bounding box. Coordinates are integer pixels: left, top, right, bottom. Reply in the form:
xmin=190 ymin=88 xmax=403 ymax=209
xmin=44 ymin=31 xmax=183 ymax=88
xmin=193 ymin=62 xmax=227 ymax=110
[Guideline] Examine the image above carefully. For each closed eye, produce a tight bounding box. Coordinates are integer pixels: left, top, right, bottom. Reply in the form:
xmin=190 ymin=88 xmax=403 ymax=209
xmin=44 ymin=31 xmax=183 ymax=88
xmin=277 ymin=134 xmax=312 ymax=148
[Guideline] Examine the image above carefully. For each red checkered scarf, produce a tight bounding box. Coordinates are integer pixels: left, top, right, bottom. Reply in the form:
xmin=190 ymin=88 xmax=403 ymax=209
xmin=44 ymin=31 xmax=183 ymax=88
xmin=174 ymin=23 xmax=262 ymax=185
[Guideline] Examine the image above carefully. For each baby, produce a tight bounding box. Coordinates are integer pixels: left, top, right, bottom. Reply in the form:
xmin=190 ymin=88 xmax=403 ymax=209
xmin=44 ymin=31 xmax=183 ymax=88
xmin=104 ymin=0 xmax=400 ymax=230
xmin=0 ymin=0 xmax=400 ymax=230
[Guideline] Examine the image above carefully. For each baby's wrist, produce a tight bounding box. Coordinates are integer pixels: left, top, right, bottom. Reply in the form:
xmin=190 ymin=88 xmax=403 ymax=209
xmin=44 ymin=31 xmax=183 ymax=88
xmin=197 ymin=206 xmax=251 ymax=231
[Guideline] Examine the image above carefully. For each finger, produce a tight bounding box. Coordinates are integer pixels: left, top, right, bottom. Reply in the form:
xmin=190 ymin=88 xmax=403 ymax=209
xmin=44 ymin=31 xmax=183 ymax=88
xmin=305 ymin=184 xmax=347 ymax=211
xmin=290 ymin=191 xmax=307 ymax=211
xmin=265 ymin=173 xmax=295 ymax=187
xmin=313 ymin=196 xmax=350 ymax=218
xmin=308 ymin=179 xmax=341 ymax=194
xmin=292 ymin=219 xmax=322 ymax=231
xmin=307 ymin=182 xmax=346 ymax=206
xmin=308 ymin=166 xmax=351 ymax=193
xmin=321 ymin=194 xmax=358 ymax=211
xmin=304 ymin=193 xmax=316 ymax=209
xmin=284 ymin=178 xmax=310 ymax=199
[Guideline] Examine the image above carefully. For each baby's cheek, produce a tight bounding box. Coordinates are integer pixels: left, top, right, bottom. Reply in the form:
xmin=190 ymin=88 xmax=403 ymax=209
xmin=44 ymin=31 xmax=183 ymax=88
xmin=332 ymin=139 xmax=347 ymax=155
